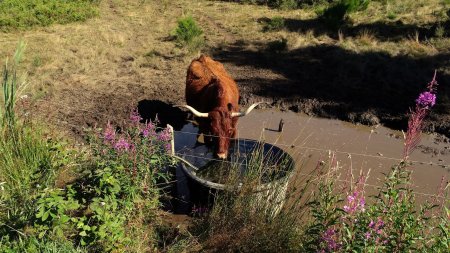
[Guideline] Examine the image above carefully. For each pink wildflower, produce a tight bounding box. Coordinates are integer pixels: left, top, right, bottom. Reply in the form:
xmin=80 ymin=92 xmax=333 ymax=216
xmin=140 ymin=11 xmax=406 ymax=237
xmin=165 ymin=143 xmax=172 ymax=153
xmin=158 ymin=128 xmax=172 ymax=142
xmin=114 ymin=138 xmax=131 ymax=152
xmin=130 ymin=109 xmax=142 ymax=124
xmin=103 ymin=121 xmax=116 ymax=144
xmin=141 ymin=121 xmax=155 ymax=137
xmin=320 ymin=228 xmax=341 ymax=252
xmin=343 ymin=190 xmax=365 ymax=214
xmin=416 ymin=92 xmax=436 ymax=108
xmin=366 ymin=217 xmax=385 ymax=241
xmin=403 ymin=71 xmax=438 ymax=160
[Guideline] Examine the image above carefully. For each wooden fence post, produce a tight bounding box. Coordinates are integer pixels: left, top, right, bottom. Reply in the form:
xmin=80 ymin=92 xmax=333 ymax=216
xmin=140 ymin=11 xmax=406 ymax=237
xmin=167 ymin=124 xmax=175 ymax=156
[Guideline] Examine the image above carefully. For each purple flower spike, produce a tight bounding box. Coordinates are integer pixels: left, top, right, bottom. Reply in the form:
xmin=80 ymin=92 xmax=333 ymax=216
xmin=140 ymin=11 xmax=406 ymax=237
xmin=158 ymin=128 xmax=172 ymax=142
xmin=114 ymin=138 xmax=131 ymax=152
xmin=321 ymin=228 xmax=341 ymax=252
xmin=343 ymin=191 xmax=365 ymax=214
xmin=103 ymin=121 xmax=116 ymax=144
xmin=130 ymin=109 xmax=142 ymax=124
xmin=141 ymin=121 xmax=155 ymax=138
xmin=416 ymin=91 xmax=436 ymax=108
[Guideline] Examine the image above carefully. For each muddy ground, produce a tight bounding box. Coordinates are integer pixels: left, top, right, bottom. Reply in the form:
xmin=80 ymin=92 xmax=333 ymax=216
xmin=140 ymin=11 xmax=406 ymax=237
xmin=1 ymin=0 xmax=448 ymax=138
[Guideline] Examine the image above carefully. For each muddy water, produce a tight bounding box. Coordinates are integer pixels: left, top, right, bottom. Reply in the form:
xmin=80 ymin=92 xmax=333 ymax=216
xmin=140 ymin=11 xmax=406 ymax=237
xmin=236 ymin=110 xmax=450 ymax=196
xmin=172 ymin=110 xmax=450 ymax=214
xmin=175 ymin=109 xmax=449 ymax=199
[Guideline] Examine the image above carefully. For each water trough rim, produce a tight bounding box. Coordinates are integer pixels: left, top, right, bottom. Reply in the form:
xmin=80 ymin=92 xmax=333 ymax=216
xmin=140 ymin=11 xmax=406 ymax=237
xmin=176 ymin=139 xmax=296 ymax=191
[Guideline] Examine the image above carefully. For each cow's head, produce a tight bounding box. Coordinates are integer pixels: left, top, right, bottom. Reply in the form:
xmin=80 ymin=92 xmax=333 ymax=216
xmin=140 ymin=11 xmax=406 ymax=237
xmin=177 ymin=102 xmax=263 ymax=159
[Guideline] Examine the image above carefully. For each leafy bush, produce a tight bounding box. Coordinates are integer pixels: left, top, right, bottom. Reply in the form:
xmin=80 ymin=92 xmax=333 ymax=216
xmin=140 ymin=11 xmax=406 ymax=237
xmin=0 ymin=0 xmax=100 ymax=31
xmin=268 ymin=0 xmax=298 ymax=9
xmin=33 ymin=112 xmax=175 ymax=250
xmin=321 ymin=0 xmax=370 ymax=27
xmin=173 ymin=16 xmax=205 ymax=52
xmin=262 ymin=16 xmax=285 ymax=32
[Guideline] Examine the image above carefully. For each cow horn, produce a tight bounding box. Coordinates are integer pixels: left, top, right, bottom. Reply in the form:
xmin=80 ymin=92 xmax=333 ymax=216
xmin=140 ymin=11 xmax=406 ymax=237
xmin=175 ymin=105 xmax=209 ymax=118
xmin=232 ymin=102 xmax=265 ymax=117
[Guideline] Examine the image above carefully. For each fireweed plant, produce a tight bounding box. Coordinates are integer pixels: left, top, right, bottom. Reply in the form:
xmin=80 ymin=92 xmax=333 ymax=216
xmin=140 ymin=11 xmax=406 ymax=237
xmin=32 ymin=110 xmax=175 ymax=250
xmin=300 ymin=73 xmax=449 ymax=252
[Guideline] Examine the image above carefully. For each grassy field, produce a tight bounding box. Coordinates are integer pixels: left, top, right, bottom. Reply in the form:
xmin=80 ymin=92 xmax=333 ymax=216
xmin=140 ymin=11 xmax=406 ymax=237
xmin=0 ymin=0 xmax=448 ymax=136
xmin=0 ymin=0 xmax=100 ymax=31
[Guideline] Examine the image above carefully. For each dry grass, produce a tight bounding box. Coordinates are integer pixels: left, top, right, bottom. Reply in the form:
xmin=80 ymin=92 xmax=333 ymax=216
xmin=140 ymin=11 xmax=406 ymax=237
xmin=0 ymin=0 xmax=448 ymax=134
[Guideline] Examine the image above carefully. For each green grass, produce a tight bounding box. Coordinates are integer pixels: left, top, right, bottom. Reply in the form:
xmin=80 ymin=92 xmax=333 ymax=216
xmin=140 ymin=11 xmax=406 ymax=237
xmin=0 ymin=42 xmax=74 ymax=244
xmin=262 ymin=16 xmax=285 ymax=32
xmin=0 ymin=43 xmax=175 ymax=252
xmin=0 ymin=236 xmax=87 ymax=253
xmin=0 ymin=0 xmax=100 ymax=31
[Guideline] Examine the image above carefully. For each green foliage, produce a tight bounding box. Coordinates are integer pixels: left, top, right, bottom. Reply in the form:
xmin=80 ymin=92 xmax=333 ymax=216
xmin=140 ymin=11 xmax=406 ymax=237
xmin=268 ymin=0 xmax=298 ymax=10
xmin=435 ymin=24 xmax=446 ymax=38
xmin=300 ymin=156 xmax=343 ymax=251
xmin=173 ymin=16 xmax=205 ymax=52
xmin=322 ymin=0 xmax=371 ymax=27
xmin=34 ymin=187 xmax=80 ymax=239
xmin=0 ymin=0 xmax=100 ymax=31
xmin=1 ymin=41 xmax=26 ymax=132
xmin=0 ymin=44 xmax=74 ymax=244
xmin=0 ymin=44 xmax=174 ymax=251
xmin=263 ymin=16 xmax=285 ymax=32
xmin=299 ymin=160 xmax=449 ymax=252
xmin=0 ymin=236 xmax=86 ymax=253
xmin=33 ymin=117 xmax=174 ymax=250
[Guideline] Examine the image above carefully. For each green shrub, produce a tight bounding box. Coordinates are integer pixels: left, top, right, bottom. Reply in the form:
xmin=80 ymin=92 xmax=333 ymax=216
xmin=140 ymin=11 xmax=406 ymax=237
xmin=0 ymin=0 xmax=100 ymax=31
xmin=32 ymin=112 xmax=175 ymax=250
xmin=268 ymin=0 xmax=298 ymax=10
xmin=263 ymin=16 xmax=285 ymax=32
xmin=322 ymin=0 xmax=370 ymax=27
xmin=173 ymin=16 xmax=205 ymax=52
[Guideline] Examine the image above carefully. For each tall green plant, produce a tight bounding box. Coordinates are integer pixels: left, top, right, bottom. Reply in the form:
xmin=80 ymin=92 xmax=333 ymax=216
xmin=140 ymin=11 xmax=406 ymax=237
xmin=0 ymin=42 xmax=73 ymax=245
xmin=1 ymin=41 xmax=26 ymax=133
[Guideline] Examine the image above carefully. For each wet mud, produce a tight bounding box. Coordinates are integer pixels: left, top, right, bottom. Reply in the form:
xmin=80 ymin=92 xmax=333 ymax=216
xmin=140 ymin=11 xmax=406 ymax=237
xmin=162 ymin=108 xmax=449 ymax=214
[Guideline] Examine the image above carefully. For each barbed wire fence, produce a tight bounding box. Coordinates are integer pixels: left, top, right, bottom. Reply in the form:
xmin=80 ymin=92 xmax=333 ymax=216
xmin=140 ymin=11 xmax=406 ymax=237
xmin=22 ymin=99 xmax=450 ymax=200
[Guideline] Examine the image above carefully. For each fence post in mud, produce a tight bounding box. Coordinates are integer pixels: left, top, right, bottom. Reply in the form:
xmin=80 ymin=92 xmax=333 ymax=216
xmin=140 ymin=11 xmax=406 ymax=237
xmin=167 ymin=124 xmax=175 ymax=156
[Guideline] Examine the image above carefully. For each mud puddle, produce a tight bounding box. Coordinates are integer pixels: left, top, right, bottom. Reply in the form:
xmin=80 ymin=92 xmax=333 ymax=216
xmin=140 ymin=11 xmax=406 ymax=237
xmin=164 ymin=108 xmax=449 ymax=213
xmin=236 ymin=110 xmax=450 ymax=196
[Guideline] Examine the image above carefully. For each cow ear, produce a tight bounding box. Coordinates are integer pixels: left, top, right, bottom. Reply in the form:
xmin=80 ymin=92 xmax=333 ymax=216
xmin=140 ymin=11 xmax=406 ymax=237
xmin=227 ymin=103 xmax=233 ymax=112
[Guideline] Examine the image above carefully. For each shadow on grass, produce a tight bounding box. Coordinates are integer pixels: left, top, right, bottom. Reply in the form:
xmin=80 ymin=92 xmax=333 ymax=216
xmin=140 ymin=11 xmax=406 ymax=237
xmin=209 ymin=41 xmax=450 ymax=136
xmin=258 ymin=17 xmax=449 ymax=41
